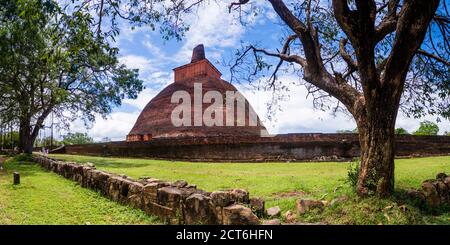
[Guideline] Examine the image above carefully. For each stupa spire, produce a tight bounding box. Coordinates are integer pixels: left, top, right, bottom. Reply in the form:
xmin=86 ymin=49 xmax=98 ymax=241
xmin=191 ymin=44 xmax=205 ymax=63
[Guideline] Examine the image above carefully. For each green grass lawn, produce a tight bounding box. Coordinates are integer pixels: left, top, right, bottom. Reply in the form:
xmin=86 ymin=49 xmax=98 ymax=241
xmin=49 ymin=154 xmax=450 ymax=224
xmin=0 ymin=155 xmax=159 ymax=224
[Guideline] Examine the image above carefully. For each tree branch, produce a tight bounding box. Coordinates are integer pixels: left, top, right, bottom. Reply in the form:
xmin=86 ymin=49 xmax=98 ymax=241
xmin=339 ymin=38 xmax=357 ymax=71
xmin=268 ymin=0 xmax=361 ymax=113
xmin=333 ymin=0 xmax=379 ymax=92
xmin=416 ymin=49 xmax=450 ymax=66
xmin=374 ymin=0 xmax=400 ymax=43
xmin=382 ymin=0 xmax=441 ymax=90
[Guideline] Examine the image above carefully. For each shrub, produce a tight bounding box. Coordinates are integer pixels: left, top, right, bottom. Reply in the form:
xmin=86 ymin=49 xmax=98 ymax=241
xmin=346 ymin=159 xmax=360 ymax=189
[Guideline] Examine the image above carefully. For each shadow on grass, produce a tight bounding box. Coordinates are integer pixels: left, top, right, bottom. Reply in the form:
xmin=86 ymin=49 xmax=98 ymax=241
xmin=1 ymin=155 xmax=43 ymax=179
xmin=394 ymin=189 xmax=450 ymax=216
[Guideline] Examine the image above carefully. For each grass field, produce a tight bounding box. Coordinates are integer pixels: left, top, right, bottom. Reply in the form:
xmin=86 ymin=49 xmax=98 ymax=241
xmin=48 ymin=154 xmax=450 ymax=225
xmin=0 ymin=155 xmax=159 ymax=224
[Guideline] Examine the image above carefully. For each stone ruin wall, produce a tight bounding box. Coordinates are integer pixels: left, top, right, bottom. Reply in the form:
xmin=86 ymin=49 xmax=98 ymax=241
xmin=32 ymin=155 xmax=263 ymax=225
xmin=55 ymin=133 xmax=450 ymax=162
xmin=409 ymin=173 xmax=450 ymax=209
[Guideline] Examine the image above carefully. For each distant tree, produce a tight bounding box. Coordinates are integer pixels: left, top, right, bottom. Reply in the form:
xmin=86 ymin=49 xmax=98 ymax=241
xmin=34 ymin=137 xmax=62 ymax=148
xmin=395 ymin=128 xmax=409 ymax=135
xmin=62 ymin=133 xmax=94 ymax=145
xmin=444 ymin=131 xmax=450 ymax=136
xmin=413 ymin=121 xmax=440 ymax=136
xmin=101 ymin=137 xmax=112 ymax=143
xmin=337 ymin=128 xmax=358 ymax=133
xmin=0 ymin=0 xmax=143 ymax=154
xmin=0 ymin=131 xmax=19 ymax=149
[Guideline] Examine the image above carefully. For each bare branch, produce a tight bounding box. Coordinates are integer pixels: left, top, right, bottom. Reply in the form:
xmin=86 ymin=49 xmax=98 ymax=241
xmin=228 ymin=0 xmax=250 ymax=13
xmin=374 ymin=0 xmax=400 ymax=42
xmin=416 ymin=49 xmax=450 ymax=66
xmin=383 ymin=0 xmax=440 ymax=90
xmin=251 ymin=45 xmax=307 ymax=66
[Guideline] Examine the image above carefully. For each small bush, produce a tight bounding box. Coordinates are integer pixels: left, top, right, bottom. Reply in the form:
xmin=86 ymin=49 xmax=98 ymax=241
xmin=346 ymin=159 xmax=360 ymax=189
xmin=12 ymin=153 xmax=34 ymax=163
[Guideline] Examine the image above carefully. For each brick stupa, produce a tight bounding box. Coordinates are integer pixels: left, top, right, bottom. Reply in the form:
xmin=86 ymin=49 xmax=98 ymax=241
xmin=127 ymin=44 xmax=266 ymax=141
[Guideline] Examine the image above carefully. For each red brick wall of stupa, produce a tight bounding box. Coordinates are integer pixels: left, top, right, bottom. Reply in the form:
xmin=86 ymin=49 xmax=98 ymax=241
xmin=174 ymin=59 xmax=221 ymax=83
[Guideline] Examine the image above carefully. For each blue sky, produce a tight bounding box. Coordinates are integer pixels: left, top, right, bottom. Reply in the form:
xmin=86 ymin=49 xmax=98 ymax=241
xmin=49 ymin=2 xmax=449 ymax=141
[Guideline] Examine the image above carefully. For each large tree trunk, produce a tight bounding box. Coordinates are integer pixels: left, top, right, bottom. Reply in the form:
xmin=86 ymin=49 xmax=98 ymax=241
xmin=355 ymin=102 xmax=398 ymax=197
xmin=19 ymin=119 xmax=34 ymax=154
xmin=18 ymin=106 xmax=51 ymax=154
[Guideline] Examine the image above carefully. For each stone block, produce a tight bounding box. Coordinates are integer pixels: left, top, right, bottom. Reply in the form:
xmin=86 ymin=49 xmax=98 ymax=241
xmin=266 ymin=206 xmax=281 ymax=217
xmin=72 ymin=164 xmax=84 ymax=184
xmin=184 ymin=194 xmax=216 ymax=225
xmin=145 ymin=202 xmax=180 ymax=224
xmin=107 ymin=176 xmax=123 ymax=201
xmin=56 ymin=162 xmax=64 ymax=174
xmin=91 ymin=170 xmax=112 ymax=194
xmin=143 ymin=183 xmax=159 ymax=205
xmin=249 ymin=197 xmax=265 ymax=217
xmin=436 ymin=172 xmax=447 ymax=181
xmin=173 ymin=180 xmax=188 ymax=188
xmin=222 ymin=204 xmax=259 ymax=225
xmin=284 ymin=210 xmax=297 ymax=223
xmin=421 ymin=181 xmax=441 ymax=208
xmin=128 ymin=182 xmax=144 ymax=208
xmin=296 ymin=199 xmax=324 ymax=214
xmin=157 ymin=186 xmax=182 ymax=209
xmin=210 ymin=191 xmax=232 ymax=207
xmin=262 ymin=219 xmax=281 ymax=225
xmin=435 ymin=180 xmax=448 ymax=197
xmin=179 ymin=187 xmax=197 ymax=199
xmin=81 ymin=166 xmax=93 ymax=187
xmin=406 ymin=189 xmax=425 ymax=202
xmin=230 ymin=189 xmax=249 ymax=204
xmin=445 ymin=176 xmax=450 ymax=189
xmin=65 ymin=163 xmax=77 ymax=179
xmin=143 ymin=182 xmax=170 ymax=205
xmin=213 ymin=206 xmax=224 ymax=224
xmin=119 ymin=178 xmax=136 ymax=203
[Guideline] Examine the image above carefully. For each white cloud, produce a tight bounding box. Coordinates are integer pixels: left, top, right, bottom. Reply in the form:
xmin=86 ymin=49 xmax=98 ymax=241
xmin=62 ymin=111 xmax=139 ymax=142
xmin=174 ymin=2 xmax=246 ymax=61
xmin=237 ymin=76 xmax=356 ymax=135
xmin=117 ymin=25 xmax=154 ymax=46
xmin=119 ymin=55 xmax=155 ymax=73
xmin=143 ymin=39 xmax=164 ymax=58
xmin=238 ymin=75 xmax=450 ymax=135
xmin=119 ymin=54 xmax=173 ymax=87
xmin=123 ymin=87 xmax=160 ymax=110
xmin=87 ymin=112 xmax=140 ymax=141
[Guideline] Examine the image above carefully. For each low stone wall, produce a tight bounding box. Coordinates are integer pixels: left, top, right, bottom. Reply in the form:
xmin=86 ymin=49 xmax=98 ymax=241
xmin=32 ymin=155 xmax=262 ymax=225
xmin=55 ymin=133 xmax=450 ymax=162
xmin=407 ymin=173 xmax=450 ymax=208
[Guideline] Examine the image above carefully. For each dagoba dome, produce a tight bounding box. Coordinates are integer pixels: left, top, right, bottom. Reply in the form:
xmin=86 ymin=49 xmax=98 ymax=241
xmin=127 ymin=44 xmax=266 ymax=141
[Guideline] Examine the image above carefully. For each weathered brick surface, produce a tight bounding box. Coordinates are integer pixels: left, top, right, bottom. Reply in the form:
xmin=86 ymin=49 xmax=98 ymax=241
xmin=56 ymin=134 xmax=450 ymax=162
xmin=32 ymin=155 xmax=260 ymax=225
xmin=184 ymin=193 xmax=216 ymax=225
xmin=126 ymin=45 xmax=267 ymax=141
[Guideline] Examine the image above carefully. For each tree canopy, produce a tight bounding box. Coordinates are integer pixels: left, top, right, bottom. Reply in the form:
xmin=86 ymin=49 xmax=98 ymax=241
xmin=395 ymin=127 xmax=409 ymax=135
xmin=0 ymin=0 xmax=144 ymax=152
xmin=413 ymin=120 xmax=440 ymax=136
xmin=62 ymin=132 xmax=94 ymax=145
